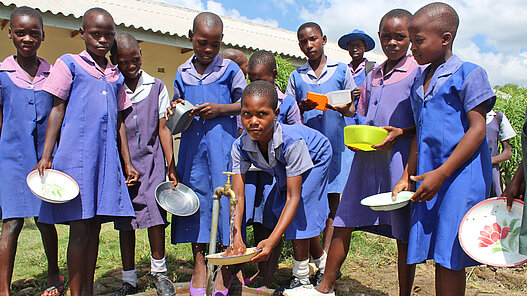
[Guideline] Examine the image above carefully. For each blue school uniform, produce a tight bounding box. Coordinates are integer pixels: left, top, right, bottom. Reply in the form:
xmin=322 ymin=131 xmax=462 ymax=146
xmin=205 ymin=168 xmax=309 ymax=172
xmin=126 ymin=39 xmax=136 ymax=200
xmin=171 ymin=55 xmax=247 ymax=245
xmin=232 ymin=122 xmax=331 ymax=239
xmin=0 ymin=56 xmax=53 ymax=219
xmin=409 ymin=55 xmax=495 ymax=270
xmin=286 ymin=58 xmax=356 ymax=194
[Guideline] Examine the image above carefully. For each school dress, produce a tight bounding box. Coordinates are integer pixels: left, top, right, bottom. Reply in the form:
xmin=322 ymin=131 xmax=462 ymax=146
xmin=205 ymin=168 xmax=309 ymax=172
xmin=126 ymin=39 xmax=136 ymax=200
xmin=286 ymin=58 xmax=356 ymax=194
xmin=244 ymin=88 xmax=302 ymax=227
xmin=115 ymin=71 xmax=171 ymax=230
xmin=519 ymin=114 xmax=527 ymax=255
xmin=171 ymin=55 xmax=247 ymax=245
xmin=232 ymin=122 xmax=331 ymax=239
xmin=39 ymin=51 xmax=135 ymax=224
xmin=408 ymin=55 xmax=495 ymax=270
xmin=0 ymin=56 xmax=53 ymax=219
xmin=333 ymin=55 xmax=420 ymax=242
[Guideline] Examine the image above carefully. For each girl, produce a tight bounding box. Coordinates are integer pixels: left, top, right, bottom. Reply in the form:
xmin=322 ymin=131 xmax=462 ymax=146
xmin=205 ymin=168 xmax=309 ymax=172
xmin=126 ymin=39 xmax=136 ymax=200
xmin=36 ymin=8 xmax=139 ymax=296
xmin=0 ymin=6 xmax=61 ymax=296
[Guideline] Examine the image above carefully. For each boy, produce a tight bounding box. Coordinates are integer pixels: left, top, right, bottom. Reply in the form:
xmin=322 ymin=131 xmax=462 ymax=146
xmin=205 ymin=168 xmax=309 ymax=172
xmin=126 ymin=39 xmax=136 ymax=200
xmin=231 ymin=81 xmax=331 ymax=289
xmin=221 ymin=48 xmax=248 ymax=76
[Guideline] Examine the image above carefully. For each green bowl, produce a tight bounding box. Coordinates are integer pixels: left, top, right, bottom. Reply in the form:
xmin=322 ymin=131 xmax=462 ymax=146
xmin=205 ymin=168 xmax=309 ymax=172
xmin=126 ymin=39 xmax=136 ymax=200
xmin=344 ymin=125 xmax=388 ymax=151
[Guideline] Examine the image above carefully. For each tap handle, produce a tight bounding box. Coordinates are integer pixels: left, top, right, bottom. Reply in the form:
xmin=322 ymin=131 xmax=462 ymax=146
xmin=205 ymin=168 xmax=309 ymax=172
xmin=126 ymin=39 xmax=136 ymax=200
xmin=222 ymin=172 xmax=235 ymax=184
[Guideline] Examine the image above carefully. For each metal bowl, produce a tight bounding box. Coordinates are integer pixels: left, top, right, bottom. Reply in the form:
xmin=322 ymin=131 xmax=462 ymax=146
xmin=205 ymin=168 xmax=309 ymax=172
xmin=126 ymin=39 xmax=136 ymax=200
xmin=155 ymin=182 xmax=200 ymax=216
xmin=165 ymin=100 xmax=194 ymax=135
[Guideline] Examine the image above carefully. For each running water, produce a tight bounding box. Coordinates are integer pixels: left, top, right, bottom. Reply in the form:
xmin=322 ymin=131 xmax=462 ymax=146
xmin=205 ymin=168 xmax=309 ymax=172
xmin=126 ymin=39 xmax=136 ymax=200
xmin=229 ymin=211 xmax=236 ymax=251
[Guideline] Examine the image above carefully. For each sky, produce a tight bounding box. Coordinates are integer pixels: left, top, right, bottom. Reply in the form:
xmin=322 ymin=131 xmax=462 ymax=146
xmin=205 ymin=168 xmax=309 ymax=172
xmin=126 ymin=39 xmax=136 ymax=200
xmin=160 ymin=0 xmax=527 ymax=86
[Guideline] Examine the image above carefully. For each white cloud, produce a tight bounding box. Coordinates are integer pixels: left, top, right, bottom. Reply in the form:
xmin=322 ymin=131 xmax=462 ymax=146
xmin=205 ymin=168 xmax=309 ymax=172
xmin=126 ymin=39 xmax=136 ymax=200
xmin=298 ymin=0 xmax=527 ymax=86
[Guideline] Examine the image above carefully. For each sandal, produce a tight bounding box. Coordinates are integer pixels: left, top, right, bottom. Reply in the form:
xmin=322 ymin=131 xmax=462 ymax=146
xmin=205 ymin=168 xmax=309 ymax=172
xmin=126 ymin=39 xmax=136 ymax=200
xmin=41 ymin=275 xmax=65 ymax=296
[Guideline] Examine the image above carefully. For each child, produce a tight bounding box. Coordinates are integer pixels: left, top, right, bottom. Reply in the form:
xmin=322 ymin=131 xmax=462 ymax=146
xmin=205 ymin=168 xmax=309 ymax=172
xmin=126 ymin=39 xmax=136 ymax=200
xmin=220 ymin=48 xmax=248 ymax=76
xmin=36 ymin=8 xmax=139 ymax=296
xmin=393 ymin=3 xmax=495 ymax=295
xmin=110 ymin=33 xmax=177 ymax=296
xmin=242 ymin=50 xmax=301 ymax=288
xmin=0 ymin=6 xmax=61 ymax=296
xmin=486 ymin=110 xmax=515 ymax=196
xmin=288 ymin=9 xmax=419 ymax=296
xmin=231 ymin=81 xmax=331 ymax=290
xmin=286 ymin=22 xmax=356 ymax=264
xmin=165 ymin=12 xmax=247 ymax=295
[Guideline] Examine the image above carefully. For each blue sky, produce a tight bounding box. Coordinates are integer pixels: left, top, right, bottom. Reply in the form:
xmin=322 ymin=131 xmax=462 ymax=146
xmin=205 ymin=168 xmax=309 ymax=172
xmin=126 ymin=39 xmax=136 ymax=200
xmin=160 ymin=0 xmax=527 ymax=86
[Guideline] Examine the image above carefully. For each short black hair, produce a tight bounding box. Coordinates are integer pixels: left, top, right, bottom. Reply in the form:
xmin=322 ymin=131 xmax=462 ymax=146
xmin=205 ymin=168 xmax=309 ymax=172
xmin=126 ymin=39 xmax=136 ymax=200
xmin=248 ymin=50 xmax=276 ymax=73
xmin=221 ymin=48 xmax=247 ymax=67
xmin=82 ymin=7 xmax=114 ymax=29
xmin=379 ymin=8 xmax=413 ymax=31
xmin=114 ymin=32 xmax=140 ymax=51
xmin=10 ymin=6 xmax=43 ymax=29
xmin=193 ymin=12 xmax=223 ymax=33
xmin=297 ymin=22 xmax=323 ymax=38
xmin=413 ymin=2 xmax=459 ymax=39
xmin=242 ymin=81 xmax=278 ymax=110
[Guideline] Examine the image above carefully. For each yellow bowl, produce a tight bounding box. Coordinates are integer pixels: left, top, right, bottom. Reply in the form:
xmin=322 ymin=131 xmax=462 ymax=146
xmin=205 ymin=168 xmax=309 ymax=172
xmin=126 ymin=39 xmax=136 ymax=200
xmin=344 ymin=125 xmax=388 ymax=151
xmin=206 ymin=247 xmax=261 ymax=265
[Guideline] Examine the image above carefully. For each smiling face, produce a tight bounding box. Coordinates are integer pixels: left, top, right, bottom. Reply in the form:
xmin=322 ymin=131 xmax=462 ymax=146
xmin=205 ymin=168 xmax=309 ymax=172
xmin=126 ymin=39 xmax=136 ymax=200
xmin=189 ymin=24 xmax=223 ymax=67
xmin=80 ymin=13 xmax=115 ymax=58
xmin=115 ymin=45 xmax=142 ymax=80
xmin=241 ymin=94 xmax=278 ymax=143
xmin=408 ymin=16 xmax=450 ymax=66
xmin=298 ymin=26 xmax=326 ymax=61
xmin=347 ymin=39 xmax=366 ymax=61
xmin=9 ymin=15 xmax=44 ymax=58
xmin=378 ymin=17 xmax=410 ymax=62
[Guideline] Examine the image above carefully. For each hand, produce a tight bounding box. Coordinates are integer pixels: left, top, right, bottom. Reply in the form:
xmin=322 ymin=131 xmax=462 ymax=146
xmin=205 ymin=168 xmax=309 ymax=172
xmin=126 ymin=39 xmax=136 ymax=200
xmin=167 ymin=166 xmax=179 ymax=189
xmin=191 ymin=102 xmax=221 ymax=119
xmin=503 ymin=176 xmax=525 ymax=211
xmin=352 ymin=87 xmax=362 ymax=102
xmin=392 ymin=177 xmax=411 ymax=201
xmin=251 ymin=238 xmax=277 ymax=262
xmin=372 ymin=126 xmax=403 ymax=151
xmin=298 ymin=98 xmax=318 ymax=112
xmin=327 ymin=102 xmax=353 ymax=117
xmin=124 ymin=163 xmax=140 ymax=186
xmin=346 ymin=145 xmax=361 ymax=152
xmin=35 ymin=158 xmax=52 ymax=178
xmin=232 ymin=234 xmax=247 ymax=256
xmin=409 ymin=169 xmax=447 ymax=202
xmin=164 ymin=99 xmax=186 ymax=120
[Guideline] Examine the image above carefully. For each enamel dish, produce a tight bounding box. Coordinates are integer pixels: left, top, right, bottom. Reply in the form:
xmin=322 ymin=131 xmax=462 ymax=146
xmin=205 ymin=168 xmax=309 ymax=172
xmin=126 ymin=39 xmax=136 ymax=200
xmin=26 ymin=169 xmax=79 ymax=204
xmin=360 ymin=191 xmax=414 ymax=211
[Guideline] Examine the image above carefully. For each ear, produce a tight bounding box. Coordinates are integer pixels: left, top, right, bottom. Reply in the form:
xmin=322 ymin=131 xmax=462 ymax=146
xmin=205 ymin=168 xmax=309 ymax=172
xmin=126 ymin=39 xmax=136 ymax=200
xmin=442 ymin=32 xmax=453 ymax=47
xmin=8 ymin=27 xmax=12 ymax=39
xmin=79 ymin=27 xmax=86 ymax=41
xmin=188 ymin=29 xmax=194 ymax=42
xmin=274 ymin=107 xmax=280 ymax=119
xmin=322 ymin=35 xmax=327 ymax=45
xmin=272 ymin=68 xmax=278 ymax=80
xmin=41 ymin=30 xmax=45 ymax=41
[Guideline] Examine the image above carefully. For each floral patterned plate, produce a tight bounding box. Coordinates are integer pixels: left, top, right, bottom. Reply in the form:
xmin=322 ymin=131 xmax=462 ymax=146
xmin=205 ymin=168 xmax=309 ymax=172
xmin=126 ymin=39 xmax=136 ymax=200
xmin=459 ymin=197 xmax=527 ymax=267
xmin=26 ymin=169 xmax=79 ymax=204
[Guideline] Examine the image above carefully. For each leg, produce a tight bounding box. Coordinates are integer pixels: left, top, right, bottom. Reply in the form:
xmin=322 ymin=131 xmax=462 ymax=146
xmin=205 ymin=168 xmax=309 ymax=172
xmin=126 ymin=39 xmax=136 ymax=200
xmin=308 ymin=235 xmax=324 ymax=261
xmin=436 ymin=264 xmax=465 ymax=296
xmin=289 ymin=238 xmax=311 ymax=287
xmin=119 ymin=230 xmax=136 ymax=271
xmin=67 ymin=220 xmax=91 ymax=296
xmin=191 ymin=243 xmax=207 ymax=289
xmin=34 ymin=218 xmax=61 ymax=288
xmin=148 ymin=225 xmax=165 ymax=260
xmin=148 ymin=225 xmax=175 ymax=296
xmin=323 ymin=193 xmax=340 ymax=253
xmin=84 ymin=219 xmax=101 ymax=295
xmin=0 ymin=218 xmax=24 ymax=296
xmin=396 ymin=240 xmax=415 ymax=296
xmin=315 ymin=227 xmax=353 ymax=294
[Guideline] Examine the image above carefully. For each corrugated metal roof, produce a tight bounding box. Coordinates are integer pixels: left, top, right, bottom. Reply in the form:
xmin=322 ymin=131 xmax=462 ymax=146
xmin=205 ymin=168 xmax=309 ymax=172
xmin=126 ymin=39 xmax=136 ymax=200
xmin=0 ymin=0 xmax=385 ymax=62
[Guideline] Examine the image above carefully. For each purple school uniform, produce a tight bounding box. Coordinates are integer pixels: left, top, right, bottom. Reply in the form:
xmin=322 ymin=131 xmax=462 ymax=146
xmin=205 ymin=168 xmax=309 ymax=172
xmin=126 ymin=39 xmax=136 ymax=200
xmin=0 ymin=56 xmax=53 ymax=219
xmin=171 ymin=55 xmax=247 ymax=245
xmin=39 ymin=51 xmax=135 ymax=224
xmin=115 ymin=71 xmax=170 ymax=230
xmin=333 ymin=55 xmax=420 ymax=242
xmin=232 ymin=122 xmax=331 ymax=239
xmin=286 ymin=58 xmax=356 ymax=194
xmin=408 ymin=55 xmax=495 ymax=270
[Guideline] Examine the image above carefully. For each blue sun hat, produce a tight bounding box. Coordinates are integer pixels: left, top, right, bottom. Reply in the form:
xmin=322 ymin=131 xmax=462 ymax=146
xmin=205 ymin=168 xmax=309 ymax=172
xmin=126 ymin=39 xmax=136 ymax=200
xmin=338 ymin=29 xmax=375 ymax=52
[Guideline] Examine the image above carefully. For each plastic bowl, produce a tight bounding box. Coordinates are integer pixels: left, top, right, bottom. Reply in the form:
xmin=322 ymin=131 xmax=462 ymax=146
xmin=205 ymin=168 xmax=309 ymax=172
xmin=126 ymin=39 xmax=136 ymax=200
xmin=155 ymin=182 xmax=200 ymax=216
xmin=206 ymin=247 xmax=261 ymax=265
xmin=344 ymin=125 xmax=388 ymax=151
xmin=26 ymin=169 xmax=79 ymax=204
xmin=360 ymin=191 xmax=413 ymax=211
xmin=306 ymin=91 xmax=328 ymax=111
xmin=327 ymin=90 xmax=351 ymax=107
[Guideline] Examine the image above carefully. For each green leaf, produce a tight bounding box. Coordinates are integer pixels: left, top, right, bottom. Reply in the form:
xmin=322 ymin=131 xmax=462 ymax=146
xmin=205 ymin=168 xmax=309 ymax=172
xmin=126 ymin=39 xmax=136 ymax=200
xmin=491 ymin=246 xmax=505 ymax=254
xmin=510 ymin=218 xmax=519 ymax=230
xmin=503 ymin=219 xmax=508 ymax=227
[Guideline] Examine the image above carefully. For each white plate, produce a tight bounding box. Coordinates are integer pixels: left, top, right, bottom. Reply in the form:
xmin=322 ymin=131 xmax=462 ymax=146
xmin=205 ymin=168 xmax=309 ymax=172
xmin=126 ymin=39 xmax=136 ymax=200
xmin=26 ymin=169 xmax=79 ymax=204
xmin=360 ymin=191 xmax=413 ymax=211
xmin=206 ymin=247 xmax=262 ymax=265
xmin=459 ymin=197 xmax=527 ymax=267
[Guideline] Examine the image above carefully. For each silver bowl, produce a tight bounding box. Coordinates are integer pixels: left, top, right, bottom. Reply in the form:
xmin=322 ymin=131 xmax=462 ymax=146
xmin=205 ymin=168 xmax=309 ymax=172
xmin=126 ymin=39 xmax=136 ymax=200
xmin=165 ymin=100 xmax=194 ymax=135
xmin=155 ymin=182 xmax=200 ymax=216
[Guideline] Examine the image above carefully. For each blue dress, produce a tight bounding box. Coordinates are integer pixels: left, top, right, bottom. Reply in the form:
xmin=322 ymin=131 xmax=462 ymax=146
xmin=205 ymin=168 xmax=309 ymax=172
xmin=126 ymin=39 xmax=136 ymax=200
xmin=171 ymin=56 xmax=246 ymax=245
xmin=233 ymin=123 xmax=331 ymax=239
xmin=0 ymin=56 xmax=53 ymax=219
xmin=39 ymin=54 xmax=135 ymax=224
xmin=408 ymin=55 xmax=495 ymax=270
xmin=287 ymin=61 xmax=355 ymax=194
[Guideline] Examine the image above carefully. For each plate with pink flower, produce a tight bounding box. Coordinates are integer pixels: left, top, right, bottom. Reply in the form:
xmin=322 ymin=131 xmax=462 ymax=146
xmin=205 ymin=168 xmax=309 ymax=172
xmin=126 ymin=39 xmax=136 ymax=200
xmin=459 ymin=197 xmax=527 ymax=267
xmin=26 ymin=169 xmax=79 ymax=204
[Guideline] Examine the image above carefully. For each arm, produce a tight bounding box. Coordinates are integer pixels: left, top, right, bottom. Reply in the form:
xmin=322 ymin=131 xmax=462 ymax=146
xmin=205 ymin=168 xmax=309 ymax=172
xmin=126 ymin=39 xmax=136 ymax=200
xmin=232 ymin=173 xmax=247 ymax=255
xmin=392 ymin=136 xmax=418 ymax=200
xmin=251 ymin=174 xmax=302 ymax=262
xmin=191 ymin=101 xmax=241 ymax=118
xmin=159 ymin=117 xmax=178 ymax=188
xmin=502 ymin=161 xmax=525 ymax=210
xmin=117 ymin=111 xmax=139 ymax=186
xmin=410 ymin=103 xmax=487 ymax=202
xmin=372 ymin=125 xmax=416 ymax=151
xmin=36 ymin=97 xmax=66 ymax=176
xmin=492 ymin=139 xmax=512 ymax=165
